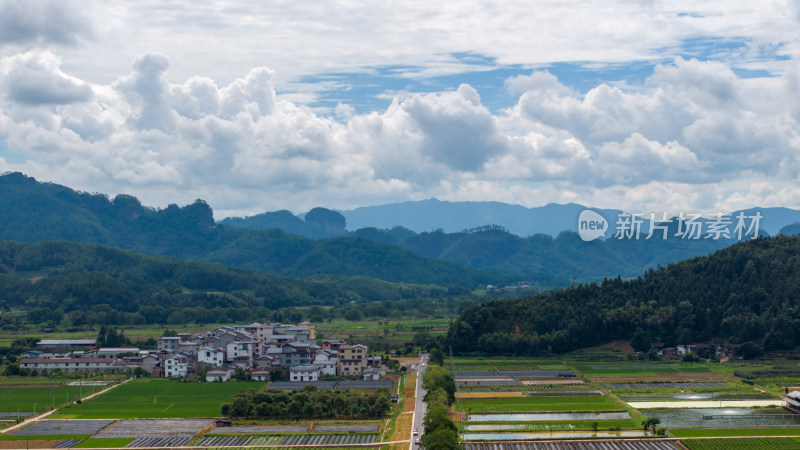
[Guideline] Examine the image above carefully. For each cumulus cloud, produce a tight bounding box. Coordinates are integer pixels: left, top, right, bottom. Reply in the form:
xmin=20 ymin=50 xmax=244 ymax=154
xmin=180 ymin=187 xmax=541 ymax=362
xmin=1 ymin=51 xmax=800 ymax=216
xmin=0 ymin=51 xmax=92 ymax=104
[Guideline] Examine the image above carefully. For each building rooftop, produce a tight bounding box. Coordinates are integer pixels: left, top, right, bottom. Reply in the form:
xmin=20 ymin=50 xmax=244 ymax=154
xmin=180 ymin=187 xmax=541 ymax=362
xmin=37 ymin=339 xmax=96 ymax=346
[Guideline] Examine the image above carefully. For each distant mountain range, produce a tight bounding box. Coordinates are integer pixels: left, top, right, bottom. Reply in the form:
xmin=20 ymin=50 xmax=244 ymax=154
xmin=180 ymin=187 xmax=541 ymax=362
xmin=224 ymin=197 xmax=800 ymax=238
xmin=0 ymin=172 xmax=498 ymax=287
xmin=4 ymin=171 xmax=800 ymax=290
xmin=338 ymin=198 xmax=800 ymax=237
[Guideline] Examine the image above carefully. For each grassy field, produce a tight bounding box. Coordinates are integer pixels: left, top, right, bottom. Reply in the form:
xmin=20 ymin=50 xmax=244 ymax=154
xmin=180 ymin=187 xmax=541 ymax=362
xmin=52 ymin=378 xmax=263 ymax=419
xmin=73 ymin=438 xmax=135 ymax=448
xmin=673 ymin=429 xmax=800 ymax=438
xmin=0 ymin=384 xmax=104 ymax=413
xmin=0 ymin=434 xmax=91 ymax=441
xmin=460 ymin=396 xmax=622 ymax=413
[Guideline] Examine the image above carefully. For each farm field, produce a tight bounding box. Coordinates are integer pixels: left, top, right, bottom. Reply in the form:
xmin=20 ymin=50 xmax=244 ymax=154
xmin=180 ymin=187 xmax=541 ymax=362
xmin=0 ymin=385 xmax=96 ymax=414
xmin=461 ymin=396 xmax=623 ymax=413
xmin=462 ymin=441 xmax=677 ymax=449
xmin=73 ymin=437 xmax=135 ymax=448
xmin=51 ymin=378 xmax=263 ymax=419
xmin=672 ymin=428 xmax=800 ymax=438
xmin=682 ymin=437 xmax=800 ymax=449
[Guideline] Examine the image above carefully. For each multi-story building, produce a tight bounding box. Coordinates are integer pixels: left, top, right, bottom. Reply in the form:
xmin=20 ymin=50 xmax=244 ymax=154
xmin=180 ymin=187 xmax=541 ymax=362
xmin=337 ymin=344 xmax=368 ymax=376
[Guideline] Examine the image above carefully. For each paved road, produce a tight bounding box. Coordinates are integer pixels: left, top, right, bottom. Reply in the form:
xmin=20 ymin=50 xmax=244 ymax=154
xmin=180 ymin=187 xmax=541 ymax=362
xmin=410 ymin=353 xmax=428 ymax=449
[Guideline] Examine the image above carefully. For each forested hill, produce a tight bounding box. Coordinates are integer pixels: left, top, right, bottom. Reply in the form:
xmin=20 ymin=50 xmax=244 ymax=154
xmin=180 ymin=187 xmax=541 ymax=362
xmin=448 ymin=236 xmax=800 ymax=355
xmin=0 ymin=173 xmax=499 ymax=286
xmin=0 ymin=240 xmax=457 ymax=326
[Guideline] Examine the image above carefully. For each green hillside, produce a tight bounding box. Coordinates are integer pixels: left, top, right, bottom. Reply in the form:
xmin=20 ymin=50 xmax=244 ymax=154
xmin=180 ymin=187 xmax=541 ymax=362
xmin=0 ymin=173 xmax=499 ymax=287
xmin=448 ymin=236 xmax=800 ymax=355
xmin=0 ymin=240 xmax=424 ymax=327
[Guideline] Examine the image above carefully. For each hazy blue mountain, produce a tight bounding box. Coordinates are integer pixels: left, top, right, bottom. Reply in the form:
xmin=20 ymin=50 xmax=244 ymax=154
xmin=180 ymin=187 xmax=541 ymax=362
xmin=339 ymin=198 xmax=622 ymax=236
xmin=339 ymin=198 xmax=800 ymax=238
xmin=779 ymin=221 xmax=800 ymax=236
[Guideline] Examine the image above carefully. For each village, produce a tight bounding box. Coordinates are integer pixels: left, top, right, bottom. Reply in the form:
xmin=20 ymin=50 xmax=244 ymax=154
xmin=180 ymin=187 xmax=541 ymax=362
xmin=16 ymin=322 xmax=389 ymax=383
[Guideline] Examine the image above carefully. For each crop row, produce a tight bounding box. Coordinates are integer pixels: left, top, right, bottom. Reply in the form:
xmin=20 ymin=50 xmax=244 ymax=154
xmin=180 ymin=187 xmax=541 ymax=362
xmin=460 ymin=383 xmax=597 ymax=392
xmin=462 ymin=441 xmax=678 ymax=449
xmin=195 ymin=433 xmax=378 ymax=447
xmin=683 ymin=438 xmax=800 ymax=450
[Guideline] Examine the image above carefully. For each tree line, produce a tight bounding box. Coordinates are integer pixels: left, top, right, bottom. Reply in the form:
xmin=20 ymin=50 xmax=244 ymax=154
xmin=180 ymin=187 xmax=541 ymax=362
xmin=221 ymin=386 xmax=392 ymax=419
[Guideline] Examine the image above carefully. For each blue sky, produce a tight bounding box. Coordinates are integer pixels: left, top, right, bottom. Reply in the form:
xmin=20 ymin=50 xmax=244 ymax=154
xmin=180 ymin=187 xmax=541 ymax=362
xmin=1 ymin=0 xmax=799 ymax=218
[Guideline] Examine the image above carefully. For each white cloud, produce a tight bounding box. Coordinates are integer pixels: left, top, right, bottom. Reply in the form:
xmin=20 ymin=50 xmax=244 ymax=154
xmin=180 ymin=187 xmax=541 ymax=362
xmin=0 ymin=0 xmax=96 ymax=47
xmin=0 ymin=1 xmax=799 ymax=217
xmin=0 ymin=51 xmax=92 ymax=105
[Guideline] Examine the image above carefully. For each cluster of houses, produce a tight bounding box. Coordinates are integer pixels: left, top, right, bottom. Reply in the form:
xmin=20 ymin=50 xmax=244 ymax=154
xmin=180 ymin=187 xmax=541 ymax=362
xmin=19 ymin=322 xmax=385 ymax=382
xmin=650 ymin=343 xmax=734 ymax=359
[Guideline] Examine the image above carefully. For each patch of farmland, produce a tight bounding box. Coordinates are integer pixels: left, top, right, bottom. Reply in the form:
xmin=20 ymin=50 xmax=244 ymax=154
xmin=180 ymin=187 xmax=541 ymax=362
xmin=67 ymin=381 xmax=112 ymax=387
xmin=281 ymin=434 xmax=377 ymax=445
xmin=462 ymin=441 xmax=677 ymax=449
xmin=314 ymin=425 xmax=379 ymax=432
xmin=682 ymin=437 xmax=800 ymax=449
xmin=608 ymin=382 xmax=730 ymax=390
xmin=216 ymin=425 xmax=308 ymax=433
xmin=522 ymin=379 xmax=585 ymax=385
xmin=499 ymin=370 xmax=575 ymax=378
xmin=267 ymin=381 xmax=337 ymax=390
xmin=126 ymin=436 xmax=192 ymax=447
xmin=194 ymin=434 xmax=380 ymax=447
xmin=458 ymin=380 xmax=521 ymax=386
xmin=456 ymin=392 xmax=526 ymax=399
xmin=336 ymin=380 xmax=393 ymax=389
xmin=73 ymin=437 xmax=134 ymax=448
xmin=196 ymin=436 xmax=255 ymax=446
xmin=12 ymin=419 xmax=115 ymax=435
xmin=101 ymin=419 xmax=214 ymax=438
xmin=53 ymin=439 xmax=84 ymax=448
xmin=54 ymin=379 xmax=262 ymax=419
xmin=456 ymin=371 xmax=501 ymax=379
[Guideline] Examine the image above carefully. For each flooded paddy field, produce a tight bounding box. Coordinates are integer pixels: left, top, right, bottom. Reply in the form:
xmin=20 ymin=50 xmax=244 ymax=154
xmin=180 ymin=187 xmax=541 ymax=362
xmin=463 ymin=430 xmax=654 ymax=440
xmin=641 ymin=407 xmax=800 ymax=428
xmin=468 ymin=412 xmax=632 ymax=422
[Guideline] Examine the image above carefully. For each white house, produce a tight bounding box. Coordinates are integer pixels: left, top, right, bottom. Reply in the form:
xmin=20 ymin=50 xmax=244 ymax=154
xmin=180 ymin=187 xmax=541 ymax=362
xmin=206 ymin=366 xmax=235 ymax=382
xmin=198 ymin=348 xmax=224 ymax=367
xmin=226 ymin=341 xmax=253 ymax=365
xmin=251 ymin=369 xmax=271 ymax=381
xmin=164 ymin=356 xmax=191 ymax=378
xmin=290 ymin=365 xmax=320 ymax=382
xmin=312 ymin=351 xmax=337 ymax=376
xmin=363 ymin=367 xmax=384 ymax=381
